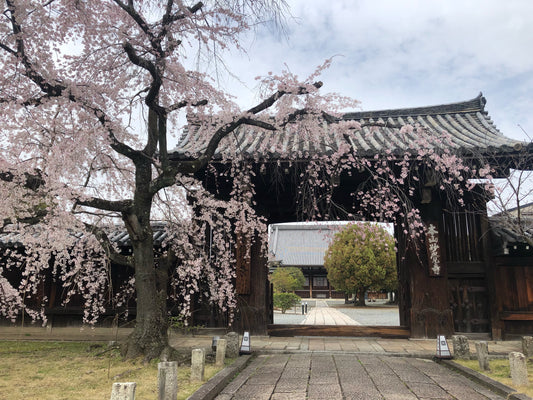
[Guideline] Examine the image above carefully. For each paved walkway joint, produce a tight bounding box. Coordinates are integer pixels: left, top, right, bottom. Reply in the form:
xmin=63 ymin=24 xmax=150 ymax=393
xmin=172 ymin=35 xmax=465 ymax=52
xmin=215 ymin=353 xmax=513 ymax=400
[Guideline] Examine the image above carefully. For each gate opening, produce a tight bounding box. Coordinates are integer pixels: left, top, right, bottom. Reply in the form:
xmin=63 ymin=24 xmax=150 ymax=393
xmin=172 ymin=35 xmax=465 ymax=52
xmin=267 ymin=221 xmax=405 ymax=337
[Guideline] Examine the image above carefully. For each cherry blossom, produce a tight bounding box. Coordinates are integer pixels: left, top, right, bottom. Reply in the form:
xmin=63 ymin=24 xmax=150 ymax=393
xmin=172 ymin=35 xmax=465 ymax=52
xmin=0 ymin=0 xmax=496 ymax=360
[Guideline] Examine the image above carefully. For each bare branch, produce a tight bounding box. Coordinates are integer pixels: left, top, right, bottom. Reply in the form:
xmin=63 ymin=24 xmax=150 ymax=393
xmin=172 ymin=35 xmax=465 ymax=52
xmin=122 ymin=42 xmax=157 ymax=79
xmin=84 ymin=223 xmax=134 ymax=268
xmin=170 ymin=1 xmax=203 ymax=21
xmin=0 ymin=42 xmax=16 ymax=55
xmin=112 ymin=0 xmax=152 ymax=37
xmin=248 ymin=81 xmax=322 ymax=115
xmin=75 ymin=198 xmax=134 ymax=213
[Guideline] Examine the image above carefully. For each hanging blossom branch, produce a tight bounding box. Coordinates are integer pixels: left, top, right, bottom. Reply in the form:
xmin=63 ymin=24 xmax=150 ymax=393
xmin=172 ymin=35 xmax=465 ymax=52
xmin=0 ymin=217 xmax=113 ymax=325
xmin=157 ymin=173 xmax=266 ymax=323
xmin=3 ymin=0 xmax=141 ymax=162
xmin=170 ymin=81 xmax=324 ymax=175
xmin=281 ymin=122 xmax=496 ymax=253
xmin=0 ymin=0 xmax=502 ymax=356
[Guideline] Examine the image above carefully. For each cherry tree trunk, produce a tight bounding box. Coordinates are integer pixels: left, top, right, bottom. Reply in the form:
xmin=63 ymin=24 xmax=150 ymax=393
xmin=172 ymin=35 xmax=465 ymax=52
xmin=123 ymin=236 xmax=169 ymax=360
xmin=122 ymin=157 xmax=170 ymax=360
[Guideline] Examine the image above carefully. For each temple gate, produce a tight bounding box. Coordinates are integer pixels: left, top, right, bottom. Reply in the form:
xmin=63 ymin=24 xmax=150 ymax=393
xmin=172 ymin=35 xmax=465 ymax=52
xmin=174 ymin=93 xmax=532 ymax=338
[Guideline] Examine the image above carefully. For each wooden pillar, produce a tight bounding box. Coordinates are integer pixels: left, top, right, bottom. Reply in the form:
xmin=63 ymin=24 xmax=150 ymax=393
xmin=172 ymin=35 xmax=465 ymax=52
xmin=395 ymin=225 xmax=411 ymax=328
xmin=402 ymin=199 xmax=454 ymax=338
xmin=232 ymin=232 xmax=270 ymax=334
xmin=481 ymin=210 xmax=504 ymax=339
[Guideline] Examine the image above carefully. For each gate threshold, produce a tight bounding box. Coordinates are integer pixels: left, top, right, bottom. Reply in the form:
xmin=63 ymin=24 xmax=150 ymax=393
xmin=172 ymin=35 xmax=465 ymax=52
xmin=268 ymin=324 xmax=410 ymax=339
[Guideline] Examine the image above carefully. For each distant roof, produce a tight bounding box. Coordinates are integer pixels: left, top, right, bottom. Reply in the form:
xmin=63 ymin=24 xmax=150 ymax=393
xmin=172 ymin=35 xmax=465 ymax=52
xmin=269 ymin=222 xmax=345 ymax=266
xmin=490 ymin=221 xmax=532 ymax=244
xmin=489 ymin=216 xmax=533 ymax=256
xmin=172 ymin=93 xmax=523 ymax=161
xmin=491 ymin=202 xmax=533 ymax=218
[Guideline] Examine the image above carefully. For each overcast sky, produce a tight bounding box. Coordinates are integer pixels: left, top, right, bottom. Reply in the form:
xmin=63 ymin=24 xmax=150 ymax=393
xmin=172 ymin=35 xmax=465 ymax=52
xmin=221 ymin=0 xmax=533 ymax=142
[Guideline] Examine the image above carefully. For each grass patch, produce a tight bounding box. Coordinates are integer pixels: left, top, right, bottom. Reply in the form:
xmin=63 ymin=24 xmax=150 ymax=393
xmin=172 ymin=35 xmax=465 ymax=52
xmin=0 ymin=341 xmax=227 ymax=400
xmin=455 ymin=358 xmax=533 ymax=398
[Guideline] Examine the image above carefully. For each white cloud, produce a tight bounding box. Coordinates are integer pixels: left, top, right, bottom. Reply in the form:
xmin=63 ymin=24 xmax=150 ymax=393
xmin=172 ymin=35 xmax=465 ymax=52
xmin=220 ymin=0 xmax=533 ymax=141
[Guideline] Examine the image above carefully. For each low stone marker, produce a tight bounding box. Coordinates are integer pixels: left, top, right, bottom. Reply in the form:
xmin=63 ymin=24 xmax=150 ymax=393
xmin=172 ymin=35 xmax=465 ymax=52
xmin=225 ymin=332 xmax=239 ymax=358
xmin=212 ymin=336 xmax=220 ymax=352
xmin=522 ymin=336 xmax=533 ymax=357
xmin=216 ymin=338 xmax=227 ymax=367
xmin=110 ymin=382 xmax=136 ymax=400
xmin=475 ymin=341 xmax=490 ymax=371
xmin=435 ymin=335 xmax=451 ymax=359
xmin=191 ymin=348 xmax=205 ymax=382
xmin=509 ymin=352 xmax=529 ymax=387
xmin=240 ymin=331 xmax=251 ymax=354
xmin=452 ymin=335 xmax=470 ymax=359
xmin=158 ymin=361 xmax=178 ymax=400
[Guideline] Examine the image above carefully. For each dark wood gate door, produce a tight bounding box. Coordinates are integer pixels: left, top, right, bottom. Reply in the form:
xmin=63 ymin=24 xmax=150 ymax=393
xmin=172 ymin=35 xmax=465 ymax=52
xmin=448 ymin=278 xmax=490 ymax=333
xmin=443 ymin=209 xmax=490 ymax=333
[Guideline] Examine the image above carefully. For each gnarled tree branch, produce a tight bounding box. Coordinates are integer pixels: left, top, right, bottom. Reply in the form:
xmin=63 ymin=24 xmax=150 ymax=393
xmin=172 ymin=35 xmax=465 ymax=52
xmin=75 ymin=198 xmax=134 ymax=213
xmin=84 ymin=223 xmax=134 ymax=268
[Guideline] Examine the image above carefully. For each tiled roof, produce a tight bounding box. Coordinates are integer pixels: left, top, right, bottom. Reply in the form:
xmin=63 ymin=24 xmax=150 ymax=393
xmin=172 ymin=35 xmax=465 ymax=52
xmin=0 ymin=225 xmax=168 ymax=248
xmin=489 ymin=216 xmax=533 ymax=256
xmin=172 ymin=93 xmax=522 ymax=160
xmin=268 ymin=222 xmax=348 ymax=266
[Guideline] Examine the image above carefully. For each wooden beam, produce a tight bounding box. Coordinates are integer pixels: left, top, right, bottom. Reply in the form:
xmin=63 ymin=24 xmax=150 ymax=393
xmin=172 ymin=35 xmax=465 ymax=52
xmin=500 ymin=312 xmax=533 ymax=321
xmin=267 ymin=324 xmax=410 ymax=338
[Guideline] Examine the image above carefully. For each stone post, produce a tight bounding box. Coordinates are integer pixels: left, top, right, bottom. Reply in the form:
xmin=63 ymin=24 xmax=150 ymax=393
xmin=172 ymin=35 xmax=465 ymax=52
xmin=216 ymin=338 xmax=227 ymax=367
xmin=158 ymin=361 xmax=178 ymax=400
xmin=452 ymin=335 xmax=470 ymax=359
xmin=475 ymin=341 xmax=490 ymax=371
xmin=190 ymin=348 xmax=205 ymax=382
xmin=509 ymin=352 xmax=529 ymax=387
xmin=110 ymin=382 xmax=136 ymax=400
xmin=225 ymin=332 xmax=239 ymax=358
xmin=522 ymin=336 xmax=533 ymax=357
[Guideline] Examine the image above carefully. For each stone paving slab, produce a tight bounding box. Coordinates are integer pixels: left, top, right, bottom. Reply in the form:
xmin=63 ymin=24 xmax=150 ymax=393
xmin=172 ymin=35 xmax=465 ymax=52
xmin=215 ymin=354 xmax=510 ymax=400
xmin=302 ymin=306 xmax=361 ymax=325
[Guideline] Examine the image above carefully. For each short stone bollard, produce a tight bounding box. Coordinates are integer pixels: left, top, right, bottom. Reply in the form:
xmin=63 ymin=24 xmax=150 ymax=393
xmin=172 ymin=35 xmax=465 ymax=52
xmin=522 ymin=336 xmax=533 ymax=357
xmin=475 ymin=341 xmax=490 ymax=371
xmin=158 ymin=361 xmax=178 ymax=400
xmin=216 ymin=338 xmax=227 ymax=367
xmin=110 ymin=382 xmax=136 ymax=400
xmin=225 ymin=332 xmax=239 ymax=358
xmin=190 ymin=348 xmax=205 ymax=382
xmin=509 ymin=352 xmax=529 ymax=387
xmin=452 ymin=335 xmax=470 ymax=359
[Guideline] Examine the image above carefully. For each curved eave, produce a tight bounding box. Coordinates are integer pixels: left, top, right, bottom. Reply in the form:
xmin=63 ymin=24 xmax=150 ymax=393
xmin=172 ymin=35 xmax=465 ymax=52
xmin=169 ymin=94 xmax=526 ymax=163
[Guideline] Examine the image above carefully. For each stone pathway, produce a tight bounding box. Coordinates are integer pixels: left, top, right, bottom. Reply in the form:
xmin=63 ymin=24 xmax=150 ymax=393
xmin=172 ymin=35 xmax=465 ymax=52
xmin=301 ymin=300 xmax=361 ymax=325
xmin=215 ymin=353 xmax=508 ymax=400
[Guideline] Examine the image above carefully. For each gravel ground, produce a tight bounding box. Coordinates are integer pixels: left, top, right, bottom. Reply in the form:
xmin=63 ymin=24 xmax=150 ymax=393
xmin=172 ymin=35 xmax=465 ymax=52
xmin=273 ymin=299 xmax=400 ymax=325
xmin=333 ymin=304 xmax=400 ymax=325
xmin=328 ymin=299 xmax=400 ymax=325
xmin=273 ymin=312 xmax=307 ymax=324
